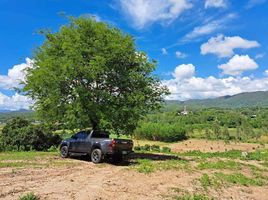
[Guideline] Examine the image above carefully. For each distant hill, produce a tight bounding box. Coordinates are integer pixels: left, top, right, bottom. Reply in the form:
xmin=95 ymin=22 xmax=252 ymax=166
xmin=0 ymin=110 xmax=35 ymax=123
xmin=166 ymin=91 xmax=268 ymax=109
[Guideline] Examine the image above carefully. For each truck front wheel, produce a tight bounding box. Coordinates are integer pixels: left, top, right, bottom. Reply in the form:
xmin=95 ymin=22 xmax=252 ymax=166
xmin=60 ymin=146 xmax=69 ymax=158
xmin=91 ymin=149 xmax=103 ymax=164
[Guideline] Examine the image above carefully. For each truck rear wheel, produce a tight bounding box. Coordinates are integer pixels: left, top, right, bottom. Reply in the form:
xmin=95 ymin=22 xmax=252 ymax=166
xmin=91 ymin=149 xmax=103 ymax=164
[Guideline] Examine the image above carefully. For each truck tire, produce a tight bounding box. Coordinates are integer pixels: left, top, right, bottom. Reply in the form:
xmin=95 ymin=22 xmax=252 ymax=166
xmin=91 ymin=149 xmax=103 ymax=164
xmin=60 ymin=146 xmax=69 ymax=158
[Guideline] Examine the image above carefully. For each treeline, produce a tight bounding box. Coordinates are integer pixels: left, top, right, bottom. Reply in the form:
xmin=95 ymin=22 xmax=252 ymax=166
xmin=134 ymin=107 xmax=268 ymax=142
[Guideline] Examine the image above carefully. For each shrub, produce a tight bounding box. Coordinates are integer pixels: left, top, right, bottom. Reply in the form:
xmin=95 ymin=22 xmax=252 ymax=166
xmin=134 ymin=146 xmax=141 ymax=151
xmin=151 ymin=145 xmax=160 ymax=152
xmin=134 ymin=122 xmax=188 ymax=142
xmin=162 ymin=146 xmax=171 ymax=153
xmin=1 ymin=117 xmax=61 ymax=151
xmin=19 ymin=192 xmax=39 ymax=200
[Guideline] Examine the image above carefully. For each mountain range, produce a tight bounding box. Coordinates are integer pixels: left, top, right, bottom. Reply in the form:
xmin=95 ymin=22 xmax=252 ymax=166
xmin=167 ymin=91 xmax=268 ymax=108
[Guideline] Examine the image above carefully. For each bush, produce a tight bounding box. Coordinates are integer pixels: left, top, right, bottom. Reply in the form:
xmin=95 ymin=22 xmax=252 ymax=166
xmin=134 ymin=146 xmax=141 ymax=151
xmin=1 ymin=117 xmax=61 ymax=151
xmin=134 ymin=122 xmax=188 ymax=142
xmin=19 ymin=192 xmax=39 ymax=200
xmin=162 ymin=146 xmax=171 ymax=153
xmin=151 ymin=145 xmax=160 ymax=152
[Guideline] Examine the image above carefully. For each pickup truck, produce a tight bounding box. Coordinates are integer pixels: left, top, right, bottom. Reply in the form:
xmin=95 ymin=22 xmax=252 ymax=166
xmin=60 ymin=130 xmax=133 ymax=163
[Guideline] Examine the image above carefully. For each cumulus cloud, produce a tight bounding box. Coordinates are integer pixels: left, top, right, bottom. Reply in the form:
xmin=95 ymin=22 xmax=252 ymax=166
xmin=218 ymin=55 xmax=258 ymax=76
xmin=0 ymin=92 xmax=33 ymax=111
xmin=201 ymin=35 xmax=260 ymax=58
xmin=172 ymin=64 xmax=195 ymax=80
xmin=163 ymin=65 xmax=268 ymax=100
xmin=265 ymin=70 xmax=268 ymax=76
xmin=119 ymin=0 xmax=192 ymax=29
xmin=205 ymin=0 xmax=227 ymax=8
xmin=0 ymin=58 xmax=34 ymax=90
xmin=162 ymin=48 xmax=168 ymax=55
xmin=183 ymin=14 xmax=236 ymax=41
xmin=175 ymin=51 xmax=187 ymax=58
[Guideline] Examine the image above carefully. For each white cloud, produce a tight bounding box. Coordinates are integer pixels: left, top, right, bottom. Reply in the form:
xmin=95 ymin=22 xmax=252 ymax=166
xmin=0 ymin=58 xmax=34 ymax=90
xmin=183 ymin=14 xmax=236 ymax=41
xmin=162 ymin=48 xmax=168 ymax=55
xmin=163 ymin=65 xmax=268 ymax=100
xmin=218 ymin=55 xmax=258 ymax=76
xmin=246 ymin=0 xmax=266 ymax=9
xmin=201 ymin=35 xmax=260 ymax=58
xmin=205 ymin=0 xmax=227 ymax=8
xmin=0 ymin=93 xmax=33 ymax=111
xmin=119 ymin=0 xmax=192 ymax=29
xmin=255 ymin=53 xmax=265 ymax=59
xmin=265 ymin=70 xmax=268 ymax=76
xmin=172 ymin=64 xmax=195 ymax=80
xmin=175 ymin=51 xmax=187 ymax=58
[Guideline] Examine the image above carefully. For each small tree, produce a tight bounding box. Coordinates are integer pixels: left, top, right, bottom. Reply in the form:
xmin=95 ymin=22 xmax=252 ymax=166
xmin=23 ymin=17 xmax=169 ymax=134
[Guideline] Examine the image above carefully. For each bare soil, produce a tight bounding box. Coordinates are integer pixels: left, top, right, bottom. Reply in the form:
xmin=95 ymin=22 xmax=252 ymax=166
xmin=0 ymin=140 xmax=268 ymax=200
xmin=169 ymin=139 xmax=268 ymax=153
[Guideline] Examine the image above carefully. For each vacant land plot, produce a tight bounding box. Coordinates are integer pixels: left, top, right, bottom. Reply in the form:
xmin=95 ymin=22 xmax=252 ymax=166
xmin=1 ymin=139 xmax=268 ymax=200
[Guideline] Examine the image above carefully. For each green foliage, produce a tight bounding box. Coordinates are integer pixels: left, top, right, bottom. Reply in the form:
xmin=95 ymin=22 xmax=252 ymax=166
xmin=1 ymin=117 xmax=61 ymax=151
xmin=133 ymin=144 xmax=172 ymax=153
xmin=19 ymin=192 xmax=39 ymax=200
xmin=23 ymin=16 xmax=168 ymax=134
xmin=134 ymin=122 xmax=187 ymax=142
xmin=162 ymin=146 xmax=171 ymax=153
xmin=134 ymin=107 xmax=268 ymax=142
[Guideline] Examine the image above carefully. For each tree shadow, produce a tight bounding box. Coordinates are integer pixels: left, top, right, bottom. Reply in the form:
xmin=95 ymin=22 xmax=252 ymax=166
xmin=110 ymin=152 xmax=184 ymax=166
xmin=66 ymin=152 xmax=185 ymax=166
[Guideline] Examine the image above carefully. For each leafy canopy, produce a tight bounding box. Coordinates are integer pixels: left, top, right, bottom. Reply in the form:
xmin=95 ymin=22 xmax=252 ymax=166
xmin=24 ymin=17 xmax=169 ymax=134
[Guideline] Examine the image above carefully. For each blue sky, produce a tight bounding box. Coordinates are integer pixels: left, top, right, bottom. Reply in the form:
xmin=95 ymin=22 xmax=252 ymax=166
xmin=0 ymin=0 xmax=268 ymax=110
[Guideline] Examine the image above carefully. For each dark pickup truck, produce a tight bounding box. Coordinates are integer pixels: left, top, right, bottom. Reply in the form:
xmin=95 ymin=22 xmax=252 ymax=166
xmin=60 ymin=130 xmax=133 ymax=163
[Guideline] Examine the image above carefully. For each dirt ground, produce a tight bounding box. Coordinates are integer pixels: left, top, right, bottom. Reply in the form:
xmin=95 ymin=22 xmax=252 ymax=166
xmin=169 ymin=139 xmax=268 ymax=153
xmin=1 ymin=139 xmax=268 ymax=200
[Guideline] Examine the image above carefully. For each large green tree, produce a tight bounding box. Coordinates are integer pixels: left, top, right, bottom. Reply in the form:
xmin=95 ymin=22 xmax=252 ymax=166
xmin=23 ymin=17 xmax=169 ymax=134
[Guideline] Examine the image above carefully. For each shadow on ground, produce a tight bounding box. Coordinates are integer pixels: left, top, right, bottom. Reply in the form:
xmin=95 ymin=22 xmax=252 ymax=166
xmin=67 ymin=152 xmax=184 ymax=166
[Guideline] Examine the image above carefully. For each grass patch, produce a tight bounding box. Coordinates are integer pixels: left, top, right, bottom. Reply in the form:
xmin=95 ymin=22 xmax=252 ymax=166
xmin=19 ymin=192 xmax=39 ymax=200
xmin=0 ymin=151 xmax=58 ymax=161
xmin=174 ymin=194 xmax=212 ymax=200
xmin=178 ymin=149 xmax=268 ymax=161
xmin=214 ymin=172 xmax=265 ymax=186
xmin=197 ymin=160 xmax=241 ymax=170
xmin=135 ymin=159 xmax=190 ymax=174
xmin=200 ymin=173 xmax=222 ymax=190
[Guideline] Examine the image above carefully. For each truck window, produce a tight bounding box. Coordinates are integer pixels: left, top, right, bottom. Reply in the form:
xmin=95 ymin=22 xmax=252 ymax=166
xmin=73 ymin=131 xmax=89 ymax=139
xmin=91 ymin=131 xmax=109 ymax=138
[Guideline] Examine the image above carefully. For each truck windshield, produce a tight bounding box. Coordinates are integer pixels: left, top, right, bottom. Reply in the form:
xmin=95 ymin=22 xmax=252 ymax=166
xmin=91 ymin=131 xmax=109 ymax=138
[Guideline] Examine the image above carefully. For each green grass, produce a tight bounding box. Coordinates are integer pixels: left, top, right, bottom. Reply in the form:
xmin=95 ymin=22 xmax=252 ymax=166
xmin=135 ymin=158 xmax=190 ymax=174
xmin=214 ymin=172 xmax=265 ymax=186
xmin=0 ymin=151 xmax=58 ymax=161
xmin=19 ymin=192 xmax=39 ymax=200
xmin=197 ymin=160 xmax=242 ymax=170
xmin=0 ymin=151 xmax=77 ymax=169
xmin=174 ymin=194 xmax=212 ymax=200
xmin=177 ymin=149 xmax=268 ymax=161
xmin=199 ymin=172 xmax=266 ymax=190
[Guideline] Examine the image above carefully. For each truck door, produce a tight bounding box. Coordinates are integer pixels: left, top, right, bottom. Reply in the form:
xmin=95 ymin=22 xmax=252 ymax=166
xmin=72 ymin=131 xmax=90 ymax=153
